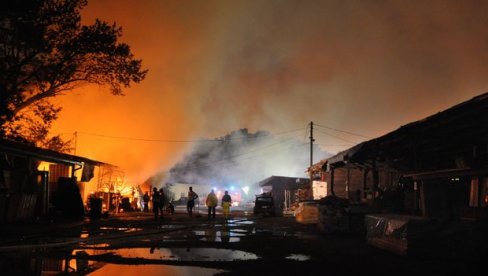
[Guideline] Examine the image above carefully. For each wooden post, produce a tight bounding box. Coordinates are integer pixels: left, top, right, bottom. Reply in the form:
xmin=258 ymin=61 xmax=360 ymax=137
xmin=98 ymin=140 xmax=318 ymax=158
xmin=330 ymin=168 xmax=335 ymax=196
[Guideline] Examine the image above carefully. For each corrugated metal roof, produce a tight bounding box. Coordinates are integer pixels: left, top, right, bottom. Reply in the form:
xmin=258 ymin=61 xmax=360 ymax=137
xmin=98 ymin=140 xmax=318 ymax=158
xmin=324 ymin=91 xmax=488 ymax=172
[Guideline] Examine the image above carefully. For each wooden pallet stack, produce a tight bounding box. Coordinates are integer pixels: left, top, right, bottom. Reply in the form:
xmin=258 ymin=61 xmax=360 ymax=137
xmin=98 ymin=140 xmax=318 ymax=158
xmin=317 ymin=196 xmax=350 ymax=234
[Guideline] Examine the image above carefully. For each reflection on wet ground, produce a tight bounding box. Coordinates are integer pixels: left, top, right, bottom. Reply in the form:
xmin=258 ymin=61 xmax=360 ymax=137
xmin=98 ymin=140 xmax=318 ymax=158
xmin=157 ymin=224 xmax=183 ymax=229
xmin=285 ymin=254 xmax=311 ymax=261
xmin=98 ymin=227 xmax=143 ymax=232
xmin=146 ymin=247 xmax=258 ymax=261
xmin=0 ymin=214 xmax=315 ymax=275
xmin=231 ymin=228 xmax=248 ymax=233
xmin=87 ymin=263 xmax=226 ymax=276
xmin=199 ymin=234 xmax=240 ymax=243
xmin=70 ymin=247 xmax=259 ymax=262
xmin=80 ymin=243 xmax=111 ymax=248
xmin=233 ymin=220 xmax=254 ymax=225
xmin=253 ymin=228 xmax=296 ymax=238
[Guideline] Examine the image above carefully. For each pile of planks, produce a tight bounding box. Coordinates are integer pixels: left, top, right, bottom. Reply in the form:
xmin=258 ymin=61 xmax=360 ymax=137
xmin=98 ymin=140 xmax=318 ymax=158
xmin=317 ymin=196 xmax=350 ymax=234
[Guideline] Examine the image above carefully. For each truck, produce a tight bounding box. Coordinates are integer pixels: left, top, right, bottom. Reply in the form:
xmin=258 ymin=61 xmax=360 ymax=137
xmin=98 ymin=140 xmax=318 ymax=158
xmin=253 ymin=193 xmax=275 ymax=216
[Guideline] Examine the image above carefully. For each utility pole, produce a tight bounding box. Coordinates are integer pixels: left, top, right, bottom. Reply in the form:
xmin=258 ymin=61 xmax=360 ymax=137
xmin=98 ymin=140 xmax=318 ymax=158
xmin=309 ymin=121 xmax=315 ymax=168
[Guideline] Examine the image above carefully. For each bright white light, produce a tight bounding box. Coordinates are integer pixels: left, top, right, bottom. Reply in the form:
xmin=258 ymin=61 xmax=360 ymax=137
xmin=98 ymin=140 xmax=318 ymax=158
xmin=230 ymin=186 xmax=235 ymax=191
xmin=242 ymin=186 xmax=249 ymax=195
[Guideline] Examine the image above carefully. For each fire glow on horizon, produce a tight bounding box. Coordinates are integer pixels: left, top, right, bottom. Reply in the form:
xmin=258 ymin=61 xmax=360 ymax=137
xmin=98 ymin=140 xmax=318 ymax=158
xmin=51 ymin=0 xmax=488 ymax=185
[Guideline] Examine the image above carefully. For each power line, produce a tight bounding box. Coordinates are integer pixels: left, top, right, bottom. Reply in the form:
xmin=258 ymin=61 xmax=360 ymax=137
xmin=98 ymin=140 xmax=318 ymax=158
xmin=314 ymin=128 xmax=358 ymax=144
xmin=181 ymin=142 xmax=309 ymax=170
xmin=316 ymin=144 xmax=355 ymax=147
xmin=177 ymin=127 xmax=310 ymax=170
xmin=222 ymin=135 xmax=303 ymax=159
xmin=147 ymin=138 xmax=309 ymax=176
xmin=266 ymin=127 xmax=308 ymax=137
xmin=314 ymin=123 xmax=372 ymax=139
xmin=76 ymin=131 xmax=217 ymax=143
xmin=179 ymin=134 xmax=304 ymax=169
xmin=60 ymin=127 xmax=307 ymax=143
xmin=303 ymin=126 xmax=310 ymax=143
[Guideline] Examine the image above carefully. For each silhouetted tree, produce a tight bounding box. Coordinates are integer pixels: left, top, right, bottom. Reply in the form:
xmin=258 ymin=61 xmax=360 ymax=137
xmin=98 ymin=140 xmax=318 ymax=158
xmin=0 ymin=0 xmax=147 ymax=150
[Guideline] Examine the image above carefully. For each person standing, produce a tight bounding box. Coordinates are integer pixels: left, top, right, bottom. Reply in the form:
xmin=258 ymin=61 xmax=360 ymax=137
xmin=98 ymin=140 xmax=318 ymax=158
xmin=142 ymin=192 xmax=149 ymax=212
xmin=158 ymin=188 xmax=165 ymax=219
xmin=152 ymin=187 xmax=161 ymax=219
xmin=187 ymin=186 xmax=198 ymax=216
xmin=221 ymin=190 xmax=232 ymax=220
xmin=167 ymin=201 xmax=175 ymax=215
xmin=206 ymin=189 xmax=218 ymax=219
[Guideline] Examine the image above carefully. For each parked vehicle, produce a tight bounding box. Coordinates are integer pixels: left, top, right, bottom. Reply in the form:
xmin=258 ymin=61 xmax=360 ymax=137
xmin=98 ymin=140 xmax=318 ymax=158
xmin=253 ymin=194 xmax=275 ymax=216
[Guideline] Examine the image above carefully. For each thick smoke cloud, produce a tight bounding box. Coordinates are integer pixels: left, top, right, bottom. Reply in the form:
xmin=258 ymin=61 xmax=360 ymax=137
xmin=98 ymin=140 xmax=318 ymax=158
xmin=166 ymin=129 xmax=329 ymax=192
xmin=51 ymin=0 xmax=488 ymax=184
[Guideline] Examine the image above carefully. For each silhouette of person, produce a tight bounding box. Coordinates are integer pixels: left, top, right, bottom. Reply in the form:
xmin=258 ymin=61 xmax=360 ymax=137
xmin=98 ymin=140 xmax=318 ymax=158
xmin=152 ymin=187 xmax=161 ymax=219
xmin=206 ymin=189 xmax=218 ymax=219
xmin=221 ymin=191 xmax=232 ymax=220
xmin=187 ymin=186 xmax=198 ymax=216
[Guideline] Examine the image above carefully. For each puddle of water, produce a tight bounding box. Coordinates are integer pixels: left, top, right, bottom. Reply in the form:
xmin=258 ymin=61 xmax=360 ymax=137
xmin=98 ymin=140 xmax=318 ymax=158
xmin=81 ymin=243 xmax=110 ymax=248
xmin=194 ymin=230 xmax=245 ymax=238
xmin=228 ymin=232 xmax=245 ymax=237
xmin=0 ymin=250 xmax=229 ymax=275
xmin=99 ymin=227 xmax=126 ymax=231
xmin=234 ymin=220 xmax=254 ymax=225
xmin=216 ymin=237 xmax=240 ymax=243
xmin=92 ymin=247 xmax=258 ymax=262
xmin=254 ymin=229 xmax=294 ymax=237
xmin=98 ymin=227 xmax=142 ymax=233
xmin=158 ymin=225 xmax=181 ymax=229
xmin=285 ymin=254 xmax=311 ymax=261
xmin=200 ymin=237 xmax=240 ymax=243
xmin=168 ymin=247 xmax=257 ymax=261
xmin=88 ymin=263 xmax=226 ymax=276
xmin=124 ymin=228 xmax=142 ymax=233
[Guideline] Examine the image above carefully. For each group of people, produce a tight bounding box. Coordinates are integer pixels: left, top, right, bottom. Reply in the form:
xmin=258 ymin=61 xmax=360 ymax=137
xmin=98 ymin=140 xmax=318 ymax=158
xmin=141 ymin=188 xmax=174 ymax=219
xmin=204 ymin=189 xmax=232 ymax=219
xmin=141 ymin=186 xmax=233 ymax=220
xmin=188 ymin=187 xmax=232 ymax=219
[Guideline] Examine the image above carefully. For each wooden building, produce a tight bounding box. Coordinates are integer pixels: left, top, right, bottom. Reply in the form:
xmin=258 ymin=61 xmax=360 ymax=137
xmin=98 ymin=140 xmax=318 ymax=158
xmin=0 ymin=138 xmax=106 ymax=222
xmin=258 ymin=176 xmax=310 ymax=214
xmin=320 ymin=92 xmax=488 ymax=220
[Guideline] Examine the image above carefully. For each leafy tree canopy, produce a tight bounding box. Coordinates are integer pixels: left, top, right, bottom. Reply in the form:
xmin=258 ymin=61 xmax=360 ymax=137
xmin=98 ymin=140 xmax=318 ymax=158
xmin=0 ymin=0 xmax=147 ymax=151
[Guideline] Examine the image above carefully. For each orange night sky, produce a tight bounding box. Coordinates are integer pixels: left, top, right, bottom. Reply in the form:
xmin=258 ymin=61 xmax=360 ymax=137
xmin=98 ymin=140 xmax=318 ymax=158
xmin=51 ymin=0 xmax=488 ymax=184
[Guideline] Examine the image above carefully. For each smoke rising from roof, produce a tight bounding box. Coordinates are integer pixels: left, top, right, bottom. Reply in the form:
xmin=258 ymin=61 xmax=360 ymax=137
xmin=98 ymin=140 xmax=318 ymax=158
xmin=166 ymin=129 xmax=329 ymax=190
xmin=51 ymin=0 xmax=488 ymax=184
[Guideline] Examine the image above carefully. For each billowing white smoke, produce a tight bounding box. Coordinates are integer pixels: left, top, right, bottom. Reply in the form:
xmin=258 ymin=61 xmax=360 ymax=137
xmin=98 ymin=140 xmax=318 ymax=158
xmin=166 ymin=129 xmax=330 ymax=195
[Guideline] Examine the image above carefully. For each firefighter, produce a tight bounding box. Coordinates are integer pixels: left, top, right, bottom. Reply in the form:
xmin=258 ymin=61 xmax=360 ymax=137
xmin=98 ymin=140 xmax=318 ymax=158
xmin=206 ymin=189 xmax=218 ymax=219
xmin=221 ymin=190 xmax=232 ymax=220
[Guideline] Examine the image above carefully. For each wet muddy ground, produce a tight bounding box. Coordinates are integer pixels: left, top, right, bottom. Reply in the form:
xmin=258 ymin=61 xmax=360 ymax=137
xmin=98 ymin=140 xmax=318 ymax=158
xmin=0 ymin=207 xmax=484 ymax=275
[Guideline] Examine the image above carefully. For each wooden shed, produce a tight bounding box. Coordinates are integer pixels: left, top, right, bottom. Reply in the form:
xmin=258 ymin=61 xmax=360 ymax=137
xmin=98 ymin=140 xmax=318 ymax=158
xmin=0 ymin=138 xmax=106 ymax=222
xmin=324 ymin=92 xmax=488 ymax=220
xmin=258 ymin=176 xmax=310 ymax=215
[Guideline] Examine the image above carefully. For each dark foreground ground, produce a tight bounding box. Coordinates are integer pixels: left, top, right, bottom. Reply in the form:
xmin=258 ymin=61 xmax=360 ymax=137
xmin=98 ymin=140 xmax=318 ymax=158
xmin=0 ymin=207 xmax=485 ymax=275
